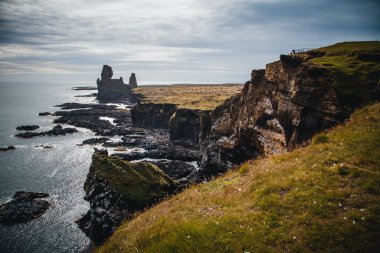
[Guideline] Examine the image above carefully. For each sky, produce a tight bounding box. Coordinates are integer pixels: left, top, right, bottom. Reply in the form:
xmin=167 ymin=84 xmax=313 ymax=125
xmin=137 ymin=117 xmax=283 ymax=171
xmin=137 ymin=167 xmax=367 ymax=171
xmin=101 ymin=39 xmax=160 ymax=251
xmin=0 ymin=0 xmax=379 ymax=84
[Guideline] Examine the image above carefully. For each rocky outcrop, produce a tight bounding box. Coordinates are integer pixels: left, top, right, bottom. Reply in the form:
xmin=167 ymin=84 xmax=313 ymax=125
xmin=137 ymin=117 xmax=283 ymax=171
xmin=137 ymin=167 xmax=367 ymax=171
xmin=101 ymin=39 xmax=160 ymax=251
xmin=16 ymin=125 xmax=39 ymax=131
xmin=131 ymin=103 xmax=206 ymax=144
xmin=131 ymin=103 xmax=177 ymax=129
xmin=129 ymin=73 xmax=138 ymax=88
xmin=169 ymin=108 xmax=209 ymax=144
xmin=0 ymin=146 xmax=16 ymax=151
xmin=96 ymin=65 xmax=132 ymax=101
xmin=38 ymin=112 xmax=51 ymax=116
xmin=14 ymin=125 xmax=78 ymax=138
xmin=78 ymin=149 xmax=176 ymax=244
xmin=0 ymin=191 xmax=50 ymax=225
xmin=200 ymin=55 xmax=375 ymax=175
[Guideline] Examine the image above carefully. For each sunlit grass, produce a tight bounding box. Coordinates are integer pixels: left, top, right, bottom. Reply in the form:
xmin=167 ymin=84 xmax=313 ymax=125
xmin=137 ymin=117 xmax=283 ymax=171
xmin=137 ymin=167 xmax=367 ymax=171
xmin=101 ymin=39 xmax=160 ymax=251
xmin=134 ymin=84 xmax=243 ymax=110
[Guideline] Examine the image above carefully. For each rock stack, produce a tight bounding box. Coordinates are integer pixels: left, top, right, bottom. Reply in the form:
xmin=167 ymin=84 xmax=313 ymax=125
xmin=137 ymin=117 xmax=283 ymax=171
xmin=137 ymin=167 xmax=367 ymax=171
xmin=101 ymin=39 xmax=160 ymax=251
xmin=96 ymin=65 xmax=132 ymax=101
xmin=129 ymin=73 xmax=138 ymax=88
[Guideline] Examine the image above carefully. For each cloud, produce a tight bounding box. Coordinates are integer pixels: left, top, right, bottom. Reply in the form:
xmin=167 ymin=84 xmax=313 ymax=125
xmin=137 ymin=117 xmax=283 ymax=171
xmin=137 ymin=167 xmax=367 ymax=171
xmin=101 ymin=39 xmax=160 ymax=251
xmin=0 ymin=0 xmax=379 ymax=83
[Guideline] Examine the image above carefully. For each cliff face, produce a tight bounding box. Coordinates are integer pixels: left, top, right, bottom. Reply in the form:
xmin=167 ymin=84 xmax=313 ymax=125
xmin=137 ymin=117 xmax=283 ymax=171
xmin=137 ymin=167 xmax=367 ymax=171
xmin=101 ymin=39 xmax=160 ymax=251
xmin=131 ymin=103 xmax=206 ymax=144
xmin=97 ymin=65 xmax=132 ymax=101
xmin=200 ymin=54 xmax=373 ymax=174
xmin=131 ymin=103 xmax=177 ymax=129
xmin=78 ymin=149 xmax=176 ymax=244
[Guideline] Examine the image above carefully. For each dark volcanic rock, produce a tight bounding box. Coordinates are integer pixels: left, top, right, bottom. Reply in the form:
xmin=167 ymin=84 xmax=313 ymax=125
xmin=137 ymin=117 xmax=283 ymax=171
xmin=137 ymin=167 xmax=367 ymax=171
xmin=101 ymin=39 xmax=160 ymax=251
xmin=15 ymin=126 xmax=77 ymax=138
xmin=82 ymin=137 xmax=110 ymax=145
xmin=169 ymin=108 xmax=208 ymax=144
xmin=16 ymin=125 xmax=40 ymax=131
xmin=131 ymin=103 xmax=206 ymax=145
xmin=0 ymin=146 xmax=16 ymax=151
xmin=38 ymin=112 xmax=51 ymax=116
xmin=0 ymin=191 xmax=50 ymax=225
xmin=131 ymin=102 xmax=177 ymax=128
xmin=96 ymin=65 xmax=132 ymax=101
xmin=129 ymin=73 xmax=138 ymax=88
xmin=53 ymin=103 xmax=131 ymax=136
xmin=78 ymin=149 xmax=176 ymax=244
xmin=148 ymin=160 xmax=196 ymax=181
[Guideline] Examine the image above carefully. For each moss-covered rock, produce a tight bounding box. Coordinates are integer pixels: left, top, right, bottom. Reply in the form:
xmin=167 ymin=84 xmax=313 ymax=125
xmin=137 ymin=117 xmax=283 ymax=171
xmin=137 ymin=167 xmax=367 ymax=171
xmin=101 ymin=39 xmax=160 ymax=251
xmin=88 ymin=149 xmax=176 ymax=210
xmin=78 ymin=149 xmax=176 ymax=244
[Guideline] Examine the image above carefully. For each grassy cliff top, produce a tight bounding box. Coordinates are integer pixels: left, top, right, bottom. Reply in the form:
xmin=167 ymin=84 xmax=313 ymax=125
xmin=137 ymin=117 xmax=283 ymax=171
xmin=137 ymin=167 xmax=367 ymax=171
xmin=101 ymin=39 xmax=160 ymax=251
xmin=302 ymin=41 xmax=380 ymax=107
xmin=98 ymin=102 xmax=380 ymax=252
xmin=309 ymin=41 xmax=380 ymax=76
xmin=133 ymin=84 xmax=243 ymax=110
xmin=91 ymin=151 xmax=176 ymax=209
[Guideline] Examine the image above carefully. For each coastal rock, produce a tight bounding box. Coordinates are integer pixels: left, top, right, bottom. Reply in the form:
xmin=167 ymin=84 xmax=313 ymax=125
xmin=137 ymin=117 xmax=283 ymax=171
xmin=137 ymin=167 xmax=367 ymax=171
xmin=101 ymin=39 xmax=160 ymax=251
xmin=129 ymin=73 xmax=138 ymax=89
xmin=96 ymin=65 xmax=131 ymax=101
xmin=0 ymin=146 xmax=16 ymax=151
xmin=16 ymin=125 xmax=39 ymax=131
xmin=53 ymin=103 xmax=131 ymax=136
xmin=131 ymin=103 xmax=205 ymax=145
xmin=169 ymin=108 xmax=207 ymax=144
xmin=0 ymin=191 xmax=50 ymax=225
xmin=81 ymin=137 xmax=110 ymax=145
xmin=38 ymin=112 xmax=51 ymax=116
xmin=14 ymin=126 xmax=78 ymax=138
xmin=78 ymin=149 xmax=176 ymax=244
xmin=131 ymin=103 xmax=177 ymax=129
xmin=34 ymin=145 xmax=53 ymax=149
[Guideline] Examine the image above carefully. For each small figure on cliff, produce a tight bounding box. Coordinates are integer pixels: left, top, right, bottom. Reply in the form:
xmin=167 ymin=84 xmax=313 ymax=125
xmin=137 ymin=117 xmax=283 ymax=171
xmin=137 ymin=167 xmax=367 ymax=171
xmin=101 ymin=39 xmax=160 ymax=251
xmin=129 ymin=73 xmax=138 ymax=88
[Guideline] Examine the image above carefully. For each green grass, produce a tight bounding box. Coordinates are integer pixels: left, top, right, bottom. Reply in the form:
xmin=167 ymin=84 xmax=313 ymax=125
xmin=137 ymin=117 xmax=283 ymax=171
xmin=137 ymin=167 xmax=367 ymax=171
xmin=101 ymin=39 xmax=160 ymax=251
xmin=90 ymin=152 xmax=176 ymax=210
xmin=302 ymin=41 xmax=380 ymax=107
xmin=98 ymin=103 xmax=380 ymax=252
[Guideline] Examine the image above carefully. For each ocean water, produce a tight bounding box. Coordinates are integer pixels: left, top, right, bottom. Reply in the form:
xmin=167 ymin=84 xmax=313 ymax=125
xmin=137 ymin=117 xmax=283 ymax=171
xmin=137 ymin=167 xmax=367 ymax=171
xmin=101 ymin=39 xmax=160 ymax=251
xmin=0 ymin=82 xmax=100 ymax=252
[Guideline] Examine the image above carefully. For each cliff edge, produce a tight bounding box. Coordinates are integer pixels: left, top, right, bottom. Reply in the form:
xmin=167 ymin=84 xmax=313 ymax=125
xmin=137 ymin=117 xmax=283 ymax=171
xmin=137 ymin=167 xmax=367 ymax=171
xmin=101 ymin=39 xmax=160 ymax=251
xmin=200 ymin=41 xmax=380 ymax=175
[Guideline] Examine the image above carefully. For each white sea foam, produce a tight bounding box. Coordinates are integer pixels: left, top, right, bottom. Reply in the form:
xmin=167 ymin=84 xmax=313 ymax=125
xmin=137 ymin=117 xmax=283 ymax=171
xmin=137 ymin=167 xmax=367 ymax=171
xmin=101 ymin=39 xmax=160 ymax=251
xmin=99 ymin=116 xmax=117 ymax=126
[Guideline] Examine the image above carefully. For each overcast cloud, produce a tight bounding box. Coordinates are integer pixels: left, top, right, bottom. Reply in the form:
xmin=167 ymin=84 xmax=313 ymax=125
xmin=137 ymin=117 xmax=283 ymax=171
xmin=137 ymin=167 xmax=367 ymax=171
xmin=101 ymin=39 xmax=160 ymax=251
xmin=0 ymin=0 xmax=379 ymax=84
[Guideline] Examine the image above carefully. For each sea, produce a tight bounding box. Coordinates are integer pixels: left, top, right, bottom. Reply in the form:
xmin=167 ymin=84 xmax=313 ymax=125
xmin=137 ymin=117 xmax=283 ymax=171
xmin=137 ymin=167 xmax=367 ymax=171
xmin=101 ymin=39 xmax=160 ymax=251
xmin=0 ymin=82 xmax=103 ymax=253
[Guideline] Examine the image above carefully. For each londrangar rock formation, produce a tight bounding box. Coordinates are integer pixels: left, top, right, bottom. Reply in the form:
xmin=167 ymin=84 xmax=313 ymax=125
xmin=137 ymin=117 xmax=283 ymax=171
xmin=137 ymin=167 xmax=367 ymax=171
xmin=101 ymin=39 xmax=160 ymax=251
xmin=96 ymin=65 xmax=132 ymax=101
xmin=129 ymin=73 xmax=138 ymax=88
xmin=199 ymin=53 xmax=379 ymax=175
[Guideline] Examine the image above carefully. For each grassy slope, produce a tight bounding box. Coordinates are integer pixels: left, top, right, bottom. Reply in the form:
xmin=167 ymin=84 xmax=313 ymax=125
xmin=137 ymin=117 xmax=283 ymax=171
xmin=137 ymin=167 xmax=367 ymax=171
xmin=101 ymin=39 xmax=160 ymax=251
xmin=305 ymin=41 xmax=380 ymax=107
xmin=99 ymin=103 xmax=380 ymax=252
xmin=91 ymin=152 xmax=176 ymax=209
xmin=133 ymin=84 xmax=243 ymax=110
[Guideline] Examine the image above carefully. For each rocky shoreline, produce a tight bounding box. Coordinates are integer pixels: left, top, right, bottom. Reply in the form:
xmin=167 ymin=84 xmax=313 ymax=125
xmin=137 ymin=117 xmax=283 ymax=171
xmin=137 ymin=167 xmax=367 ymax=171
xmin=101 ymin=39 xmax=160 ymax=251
xmin=14 ymin=124 xmax=78 ymax=138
